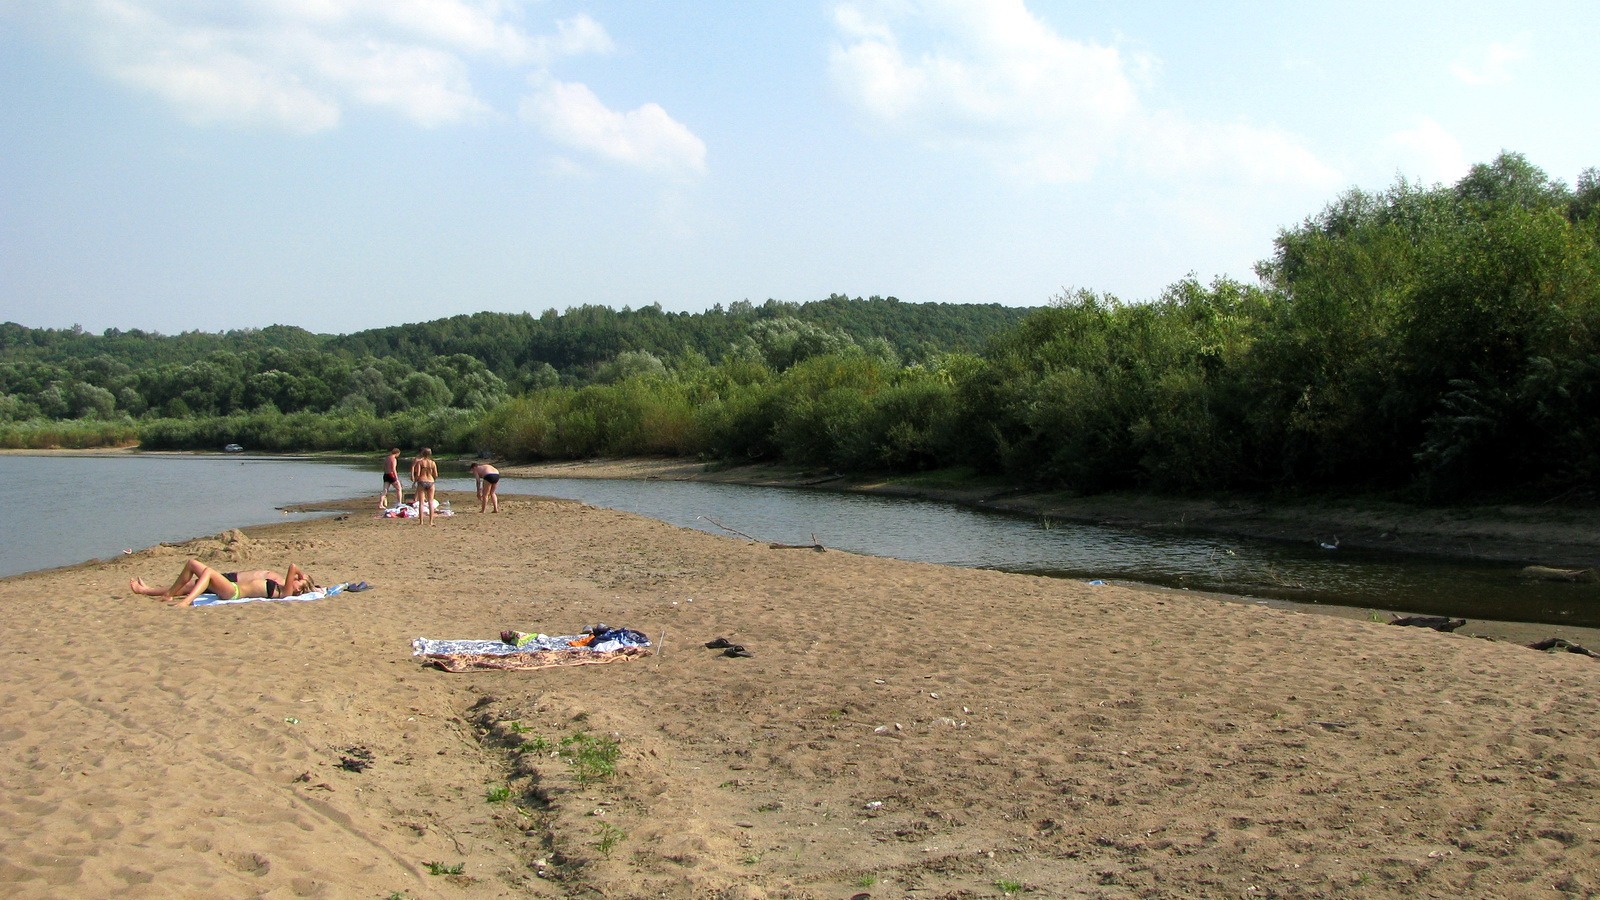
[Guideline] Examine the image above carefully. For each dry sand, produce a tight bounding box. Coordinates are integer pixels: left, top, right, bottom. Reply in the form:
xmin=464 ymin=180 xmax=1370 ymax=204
xmin=3 ymin=485 xmax=1600 ymax=899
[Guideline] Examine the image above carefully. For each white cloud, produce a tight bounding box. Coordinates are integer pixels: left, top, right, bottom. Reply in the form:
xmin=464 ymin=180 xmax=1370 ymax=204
xmin=116 ymin=48 xmax=344 ymax=132
xmin=1383 ymin=118 xmax=1470 ymax=184
xmin=528 ymin=13 xmax=615 ymax=65
xmin=25 ymin=0 xmax=536 ymax=130
xmin=18 ymin=0 xmax=702 ymax=174
xmin=512 ymin=14 xmax=710 ymax=178
xmin=306 ymin=38 xmax=489 ymax=127
xmin=1450 ymin=37 xmax=1528 ymax=86
xmin=521 ymin=77 xmax=706 ymax=177
xmin=830 ymin=0 xmax=1136 ymax=181
xmin=828 ymin=0 xmax=1336 ymax=189
xmin=1129 ymin=112 xmax=1340 ymax=188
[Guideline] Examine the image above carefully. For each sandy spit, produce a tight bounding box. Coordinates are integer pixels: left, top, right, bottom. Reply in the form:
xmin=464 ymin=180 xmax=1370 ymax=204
xmin=3 ymin=486 xmax=1600 ymax=898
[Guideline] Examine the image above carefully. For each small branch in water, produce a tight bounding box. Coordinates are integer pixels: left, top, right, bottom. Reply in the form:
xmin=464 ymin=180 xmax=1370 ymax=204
xmin=697 ymin=515 xmax=761 ymax=542
xmin=697 ymin=515 xmax=826 ymax=551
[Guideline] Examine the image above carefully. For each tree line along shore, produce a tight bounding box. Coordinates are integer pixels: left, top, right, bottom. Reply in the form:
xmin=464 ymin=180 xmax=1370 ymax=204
xmin=4 ymin=151 xmax=1599 ymax=509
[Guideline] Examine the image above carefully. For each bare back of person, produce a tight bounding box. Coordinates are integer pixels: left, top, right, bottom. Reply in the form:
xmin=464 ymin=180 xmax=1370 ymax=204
xmin=380 ymin=448 xmax=402 ymax=508
xmin=411 ymin=448 xmax=440 ymax=525
xmin=470 ymin=461 xmax=501 ymax=513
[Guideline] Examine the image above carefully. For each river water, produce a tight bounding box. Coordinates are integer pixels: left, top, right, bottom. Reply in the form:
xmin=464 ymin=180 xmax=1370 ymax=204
xmin=5 ymin=454 xmax=1596 ymax=627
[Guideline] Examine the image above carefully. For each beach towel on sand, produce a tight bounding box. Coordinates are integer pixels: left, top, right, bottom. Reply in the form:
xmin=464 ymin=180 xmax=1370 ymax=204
xmin=413 ymin=625 xmax=651 ymax=672
xmin=192 ymin=582 xmax=356 ymax=606
xmin=380 ymin=501 xmax=453 ymax=519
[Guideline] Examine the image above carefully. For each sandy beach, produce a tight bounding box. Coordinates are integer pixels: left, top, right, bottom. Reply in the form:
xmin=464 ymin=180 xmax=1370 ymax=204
xmin=4 ymin=482 xmax=1600 ymax=899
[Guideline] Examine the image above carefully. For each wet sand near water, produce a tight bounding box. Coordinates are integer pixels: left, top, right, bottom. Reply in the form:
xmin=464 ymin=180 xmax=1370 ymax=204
xmin=2 ymin=491 xmax=1599 ymax=898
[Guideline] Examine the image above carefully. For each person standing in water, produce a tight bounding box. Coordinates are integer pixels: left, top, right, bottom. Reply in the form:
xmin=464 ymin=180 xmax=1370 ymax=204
xmin=411 ymin=447 xmax=439 ymax=525
xmin=379 ymin=447 xmax=402 ymax=509
xmin=469 ymin=461 xmax=501 ymax=513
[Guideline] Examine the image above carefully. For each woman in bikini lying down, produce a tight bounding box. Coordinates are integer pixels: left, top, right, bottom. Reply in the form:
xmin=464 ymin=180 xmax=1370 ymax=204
xmin=130 ymin=559 xmax=317 ymax=607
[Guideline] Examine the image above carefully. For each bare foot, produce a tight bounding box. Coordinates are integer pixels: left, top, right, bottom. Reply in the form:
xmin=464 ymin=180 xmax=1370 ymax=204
xmin=130 ymin=577 xmax=166 ymax=597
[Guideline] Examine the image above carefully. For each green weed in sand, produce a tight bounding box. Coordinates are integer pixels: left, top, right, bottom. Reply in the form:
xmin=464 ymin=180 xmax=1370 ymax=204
xmin=595 ymin=822 xmax=625 ymax=857
xmin=559 ymin=730 xmax=620 ymax=783
xmin=424 ymin=861 xmax=464 ymax=876
xmin=485 ymin=785 xmax=512 ymax=803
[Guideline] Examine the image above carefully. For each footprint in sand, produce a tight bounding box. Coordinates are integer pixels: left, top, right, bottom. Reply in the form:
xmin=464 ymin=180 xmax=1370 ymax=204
xmin=222 ymin=850 xmax=271 ymax=876
xmin=113 ymin=865 xmax=155 ymax=886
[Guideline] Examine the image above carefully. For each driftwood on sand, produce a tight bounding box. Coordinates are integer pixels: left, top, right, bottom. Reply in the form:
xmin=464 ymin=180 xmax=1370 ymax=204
xmin=1389 ymin=615 xmax=1467 ymax=632
xmin=1521 ymin=565 xmax=1598 ymax=582
xmin=1527 ymin=637 xmax=1600 ymax=659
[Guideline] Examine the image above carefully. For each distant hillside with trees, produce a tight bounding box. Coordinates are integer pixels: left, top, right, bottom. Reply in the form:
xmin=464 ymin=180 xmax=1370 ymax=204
xmin=0 ymin=296 xmax=1027 ymax=450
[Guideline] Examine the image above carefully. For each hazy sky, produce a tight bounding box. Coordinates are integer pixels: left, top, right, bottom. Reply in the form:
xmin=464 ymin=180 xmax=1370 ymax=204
xmin=3 ymin=1 xmax=1596 ymax=335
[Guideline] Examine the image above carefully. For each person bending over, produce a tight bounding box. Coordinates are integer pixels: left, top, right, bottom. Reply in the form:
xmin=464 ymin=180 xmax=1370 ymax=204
xmin=469 ymin=461 xmax=500 ymax=513
xmin=130 ymin=559 xmax=317 ymax=606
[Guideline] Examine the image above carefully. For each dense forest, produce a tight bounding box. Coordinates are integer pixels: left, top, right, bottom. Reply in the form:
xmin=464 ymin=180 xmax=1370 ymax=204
xmin=5 ymin=152 xmax=1598 ymax=501
xmin=0 ymin=296 xmax=1026 ymax=452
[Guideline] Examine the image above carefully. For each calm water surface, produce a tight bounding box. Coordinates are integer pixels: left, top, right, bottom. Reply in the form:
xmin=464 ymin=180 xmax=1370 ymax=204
xmin=4 ymin=454 xmax=386 ymax=577
xmin=500 ymin=477 xmax=1600 ymax=627
xmin=5 ymin=454 xmax=1596 ymax=626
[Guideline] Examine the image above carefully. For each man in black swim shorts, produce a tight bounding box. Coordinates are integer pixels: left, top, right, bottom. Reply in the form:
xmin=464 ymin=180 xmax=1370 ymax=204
xmin=469 ymin=461 xmax=501 ymax=513
xmin=380 ymin=447 xmax=402 ymax=509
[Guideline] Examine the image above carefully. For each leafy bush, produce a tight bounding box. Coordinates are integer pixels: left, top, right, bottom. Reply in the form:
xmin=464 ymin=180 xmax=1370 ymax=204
xmin=0 ymin=418 xmax=139 ymax=449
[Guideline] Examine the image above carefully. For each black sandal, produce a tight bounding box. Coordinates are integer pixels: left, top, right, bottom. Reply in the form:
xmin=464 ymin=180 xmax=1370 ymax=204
xmin=722 ymin=645 xmax=753 ymax=658
xmin=704 ymin=637 xmax=733 ymax=649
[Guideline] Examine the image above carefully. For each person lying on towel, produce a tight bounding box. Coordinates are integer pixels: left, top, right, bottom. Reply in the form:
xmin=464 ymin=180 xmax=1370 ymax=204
xmin=130 ymin=559 xmax=317 ymax=607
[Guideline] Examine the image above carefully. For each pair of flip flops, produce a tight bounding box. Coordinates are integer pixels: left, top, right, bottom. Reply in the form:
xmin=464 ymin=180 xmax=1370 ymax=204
xmin=704 ymin=637 xmax=752 ymax=658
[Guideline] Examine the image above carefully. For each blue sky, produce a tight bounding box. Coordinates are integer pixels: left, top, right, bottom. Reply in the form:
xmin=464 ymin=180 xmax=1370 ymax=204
xmin=2 ymin=1 xmax=1596 ymax=336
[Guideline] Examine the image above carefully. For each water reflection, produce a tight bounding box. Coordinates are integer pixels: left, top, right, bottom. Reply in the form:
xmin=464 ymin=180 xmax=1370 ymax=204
xmin=493 ymin=478 xmax=1600 ymax=628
